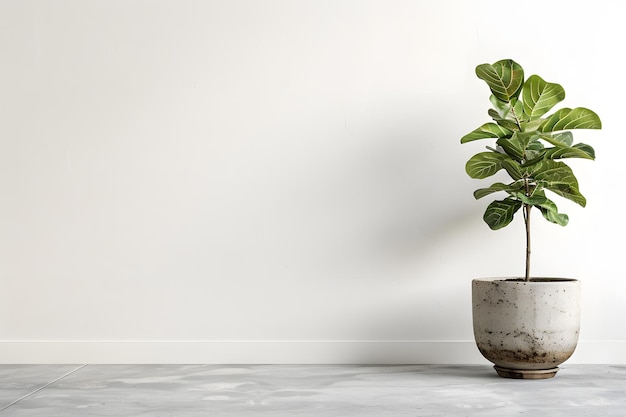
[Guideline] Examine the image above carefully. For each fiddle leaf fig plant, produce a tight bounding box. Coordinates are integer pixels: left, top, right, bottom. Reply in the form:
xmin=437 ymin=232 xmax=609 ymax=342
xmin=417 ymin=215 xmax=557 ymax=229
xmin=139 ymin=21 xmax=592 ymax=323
xmin=461 ymin=59 xmax=601 ymax=281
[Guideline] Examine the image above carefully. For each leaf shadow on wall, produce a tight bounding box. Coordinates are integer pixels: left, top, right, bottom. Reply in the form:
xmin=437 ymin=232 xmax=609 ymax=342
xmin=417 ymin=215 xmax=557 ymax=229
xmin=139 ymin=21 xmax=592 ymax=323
xmin=258 ymin=116 xmax=497 ymax=344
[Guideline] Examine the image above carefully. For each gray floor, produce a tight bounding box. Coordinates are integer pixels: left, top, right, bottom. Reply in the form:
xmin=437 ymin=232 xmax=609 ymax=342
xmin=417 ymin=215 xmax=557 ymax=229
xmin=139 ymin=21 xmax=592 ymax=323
xmin=1 ymin=365 xmax=625 ymax=416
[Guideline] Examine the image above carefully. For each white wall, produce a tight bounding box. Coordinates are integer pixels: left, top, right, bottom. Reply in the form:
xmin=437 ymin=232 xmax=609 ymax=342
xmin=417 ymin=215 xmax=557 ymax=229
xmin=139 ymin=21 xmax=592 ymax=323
xmin=1 ymin=0 xmax=624 ymax=364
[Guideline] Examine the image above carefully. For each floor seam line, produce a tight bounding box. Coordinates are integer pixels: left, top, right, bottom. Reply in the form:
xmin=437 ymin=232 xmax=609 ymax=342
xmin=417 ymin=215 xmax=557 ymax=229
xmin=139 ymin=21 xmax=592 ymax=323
xmin=0 ymin=364 xmax=88 ymax=413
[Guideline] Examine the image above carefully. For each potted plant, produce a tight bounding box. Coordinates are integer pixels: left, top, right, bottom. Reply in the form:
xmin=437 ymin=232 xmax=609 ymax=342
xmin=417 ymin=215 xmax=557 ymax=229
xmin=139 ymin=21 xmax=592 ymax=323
xmin=461 ymin=59 xmax=601 ymax=379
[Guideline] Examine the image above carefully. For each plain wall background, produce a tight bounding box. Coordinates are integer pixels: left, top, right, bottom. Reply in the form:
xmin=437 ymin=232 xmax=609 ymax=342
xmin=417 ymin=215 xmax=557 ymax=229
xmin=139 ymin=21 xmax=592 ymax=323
xmin=1 ymin=0 xmax=623 ymax=363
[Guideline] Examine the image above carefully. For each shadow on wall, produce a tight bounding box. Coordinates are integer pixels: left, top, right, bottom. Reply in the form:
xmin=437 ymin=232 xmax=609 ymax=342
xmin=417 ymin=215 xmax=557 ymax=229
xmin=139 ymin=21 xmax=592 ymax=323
xmin=181 ymin=100 xmax=501 ymax=345
xmin=244 ymin=104 xmax=494 ymax=342
xmin=269 ymin=111 xmax=480 ymax=275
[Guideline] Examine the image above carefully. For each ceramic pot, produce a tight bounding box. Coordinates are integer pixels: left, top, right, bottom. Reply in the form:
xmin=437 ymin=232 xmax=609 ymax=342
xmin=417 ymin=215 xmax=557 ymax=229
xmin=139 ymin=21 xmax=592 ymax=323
xmin=472 ymin=278 xmax=581 ymax=379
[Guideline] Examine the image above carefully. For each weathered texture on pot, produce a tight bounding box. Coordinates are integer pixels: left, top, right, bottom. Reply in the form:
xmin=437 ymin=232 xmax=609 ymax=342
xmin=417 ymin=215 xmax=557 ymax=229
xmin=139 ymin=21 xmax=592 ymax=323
xmin=472 ymin=278 xmax=581 ymax=371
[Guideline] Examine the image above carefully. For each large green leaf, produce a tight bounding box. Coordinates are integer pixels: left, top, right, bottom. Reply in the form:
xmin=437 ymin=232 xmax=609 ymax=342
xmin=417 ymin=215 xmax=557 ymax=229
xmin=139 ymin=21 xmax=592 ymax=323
xmin=465 ymin=152 xmax=506 ymax=179
xmin=461 ymin=123 xmax=513 ymax=143
xmin=476 ymin=59 xmax=524 ymax=103
xmin=522 ymin=75 xmax=565 ymax=120
xmin=483 ymin=198 xmax=523 ymax=230
xmin=473 ymin=182 xmax=524 ymax=199
xmin=540 ymin=107 xmax=602 ymax=132
xmin=532 ymin=161 xmax=586 ymax=206
xmin=544 ymin=145 xmax=595 ymax=161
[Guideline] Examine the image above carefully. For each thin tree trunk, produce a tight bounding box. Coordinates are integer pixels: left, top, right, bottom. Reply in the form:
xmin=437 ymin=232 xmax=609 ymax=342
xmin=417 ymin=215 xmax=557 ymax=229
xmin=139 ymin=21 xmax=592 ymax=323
xmin=524 ymin=204 xmax=531 ymax=282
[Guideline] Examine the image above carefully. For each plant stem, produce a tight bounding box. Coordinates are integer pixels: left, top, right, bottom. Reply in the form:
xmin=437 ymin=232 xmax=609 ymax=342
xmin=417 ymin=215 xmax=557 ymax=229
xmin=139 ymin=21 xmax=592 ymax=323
xmin=511 ymin=100 xmax=531 ymax=281
xmin=524 ymin=203 xmax=531 ymax=282
xmin=522 ymin=172 xmax=532 ymax=281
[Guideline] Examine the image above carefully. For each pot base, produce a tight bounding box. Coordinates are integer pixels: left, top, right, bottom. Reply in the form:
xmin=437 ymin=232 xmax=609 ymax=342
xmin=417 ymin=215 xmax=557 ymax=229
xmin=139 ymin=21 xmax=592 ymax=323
xmin=494 ymin=366 xmax=559 ymax=379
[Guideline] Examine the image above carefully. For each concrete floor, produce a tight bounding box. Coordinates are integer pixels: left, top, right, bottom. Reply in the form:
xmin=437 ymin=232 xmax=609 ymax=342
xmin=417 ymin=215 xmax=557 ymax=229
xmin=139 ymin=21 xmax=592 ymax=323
xmin=1 ymin=364 xmax=625 ymax=416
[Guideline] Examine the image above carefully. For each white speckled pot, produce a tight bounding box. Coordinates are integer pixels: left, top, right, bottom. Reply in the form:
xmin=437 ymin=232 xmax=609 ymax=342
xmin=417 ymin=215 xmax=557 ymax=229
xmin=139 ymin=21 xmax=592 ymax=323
xmin=472 ymin=278 xmax=581 ymax=379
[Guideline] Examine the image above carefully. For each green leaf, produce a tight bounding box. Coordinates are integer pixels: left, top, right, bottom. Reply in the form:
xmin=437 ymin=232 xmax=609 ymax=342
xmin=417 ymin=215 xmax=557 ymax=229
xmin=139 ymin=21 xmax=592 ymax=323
xmin=473 ymin=182 xmax=524 ymax=199
xmin=573 ymin=143 xmax=595 ymax=159
xmin=512 ymin=98 xmax=525 ymax=122
xmin=540 ymin=107 xmax=602 ymax=132
xmin=512 ymin=192 xmax=552 ymax=207
xmin=521 ymin=119 xmax=544 ymax=132
xmin=521 ymin=142 xmax=596 ymax=168
xmin=496 ymin=136 xmax=524 ymax=161
xmin=526 ymin=140 xmax=545 ymax=151
xmin=532 ymin=161 xmax=586 ymax=206
xmin=501 ymin=158 xmax=524 ymax=180
xmin=461 ymin=123 xmax=513 ymax=143
xmin=522 ymin=75 xmax=566 ymax=120
xmin=539 ymin=132 xmax=574 ymax=147
xmin=521 ymin=150 xmax=547 ymax=168
xmin=496 ymin=131 xmax=541 ymax=162
xmin=544 ymin=145 xmax=595 ymax=161
xmin=539 ymin=207 xmax=569 ymax=226
xmin=494 ymin=117 xmax=520 ymax=132
xmin=490 ymin=94 xmax=510 ymax=117
xmin=476 ymin=59 xmax=525 ymax=103
xmin=512 ymin=190 xmax=569 ymax=226
xmin=517 ymin=131 xmax=541 ymax=149
xmin=488 ymin=108 xmax=500 ymax=119
xmin=483 ymin=198 xmax=522 ymax=230
xmin=488 ymin=96 xmax=522 ymax=131
xmin=465 ymin=152 xmax=505 ymax=179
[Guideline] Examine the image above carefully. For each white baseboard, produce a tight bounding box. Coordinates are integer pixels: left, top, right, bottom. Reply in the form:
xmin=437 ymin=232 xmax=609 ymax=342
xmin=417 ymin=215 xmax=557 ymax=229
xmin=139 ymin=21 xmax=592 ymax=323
xmin=1 ymin=340 xmax=624 ymax=364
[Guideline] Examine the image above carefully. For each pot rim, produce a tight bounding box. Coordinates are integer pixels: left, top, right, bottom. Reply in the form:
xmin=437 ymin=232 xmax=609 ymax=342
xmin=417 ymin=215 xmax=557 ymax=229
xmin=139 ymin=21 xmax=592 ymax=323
xmin=473 ymin=277 xmax=578 ymax=283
